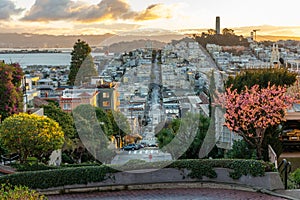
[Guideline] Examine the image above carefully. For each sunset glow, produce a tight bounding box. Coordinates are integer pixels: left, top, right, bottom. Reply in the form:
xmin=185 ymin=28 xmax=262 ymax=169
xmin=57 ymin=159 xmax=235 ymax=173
xmin=1 ymin=0 xmax=299 ymax=36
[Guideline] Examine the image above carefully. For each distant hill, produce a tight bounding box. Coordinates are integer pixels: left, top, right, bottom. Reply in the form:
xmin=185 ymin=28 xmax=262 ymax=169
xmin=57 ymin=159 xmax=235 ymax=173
xmin=0 ymin=32 xmax=185 ymax=49
xmin=97 ymin=39 xmax=166 ymax=53
xmin=256 ymin=35 xmax=300 ymax=42
xmin=0 ymin=33 xmax=114 ymax=48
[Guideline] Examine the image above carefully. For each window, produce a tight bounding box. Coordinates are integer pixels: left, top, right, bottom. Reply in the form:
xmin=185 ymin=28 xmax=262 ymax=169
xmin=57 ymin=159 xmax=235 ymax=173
xmin=63 ymin=103 xmax=71 ymax=110
xmin=103 ymin=92 xmax=110 ymax=98
xmin=103 ymin=101 xmax=110 ymax=107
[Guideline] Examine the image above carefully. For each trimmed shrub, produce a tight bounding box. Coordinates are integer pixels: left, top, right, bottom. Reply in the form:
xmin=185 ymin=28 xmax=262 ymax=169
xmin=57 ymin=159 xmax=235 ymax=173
xmin=0 ymin=159 xmax=274 ymax=189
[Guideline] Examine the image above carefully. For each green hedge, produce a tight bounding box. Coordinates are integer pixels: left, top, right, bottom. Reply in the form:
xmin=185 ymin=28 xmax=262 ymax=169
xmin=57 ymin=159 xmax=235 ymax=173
xmin=0 ymin=159 xmax=275 ymax=189
xmin=10 ymin=162 xmax=102 ymax=172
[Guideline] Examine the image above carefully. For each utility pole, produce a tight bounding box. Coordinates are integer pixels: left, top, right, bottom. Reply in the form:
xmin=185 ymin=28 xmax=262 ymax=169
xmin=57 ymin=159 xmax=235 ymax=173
xmin=252 ymin=29 xmax=260 ymax=41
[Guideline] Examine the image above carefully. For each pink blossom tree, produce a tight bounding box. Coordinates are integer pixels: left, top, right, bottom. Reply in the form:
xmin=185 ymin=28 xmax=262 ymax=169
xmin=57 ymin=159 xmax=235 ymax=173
xmin=0 ymin=63 xmax=24 ymax=120
xmin=221 ymin=83 xmax=294 ymax=160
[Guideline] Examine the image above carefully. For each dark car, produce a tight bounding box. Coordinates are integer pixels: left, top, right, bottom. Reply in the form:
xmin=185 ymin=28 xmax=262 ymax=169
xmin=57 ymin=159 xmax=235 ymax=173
xmin=136 ymin=144 xmax=145 ymax=149
xmin=123 ymin=143 xmax=138 ymax=151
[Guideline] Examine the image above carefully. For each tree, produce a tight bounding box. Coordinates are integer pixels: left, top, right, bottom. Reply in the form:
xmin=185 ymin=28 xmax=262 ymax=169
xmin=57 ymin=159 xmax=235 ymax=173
xmin=42 ymin=103 xmax=78 ymax=162
xmin=43 ymin=103 xmax=76 ymax=139
xmin=207 ymin=29 xmax=216 ymax=35
xmin=180 ymin=115 xmax=210 ymax=159
xmin=0 ymin=62 xmax=24 ymax=120
xmin=222 ymin=28 xmax=235 ymax=35
xmin=221 ymin=84 xmax=294 ymax=159
xmin=107 ymin=110 xmax=130 ymax=137
xmin=157 ymin=114 xmax=212 ymax=159
xmin=72 ymin=105 xmax=112 ymax=137
xmin=72 ymin=105 xmax=116 ymax=163
xmin=0 ymin=113 xmax=64 ymax=163
xmin=225 ymin=68 xmax=297 ymax=93
xmin=224 ymin=67 xmax=297 ymax=160
xmin=107 ymin=110 xmax=131 ymax=148
xmin=74 ymin=54 xmax=97 ymax=85
xmin=95 ymin=107 xmax=113 ymax=137
xmin=68 ymin=39 xmax=97 ymax=86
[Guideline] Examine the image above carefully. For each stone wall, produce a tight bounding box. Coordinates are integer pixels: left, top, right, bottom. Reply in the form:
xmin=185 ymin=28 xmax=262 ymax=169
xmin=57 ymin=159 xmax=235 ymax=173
xmin=42 ymin=167 xmax=284 ymax=194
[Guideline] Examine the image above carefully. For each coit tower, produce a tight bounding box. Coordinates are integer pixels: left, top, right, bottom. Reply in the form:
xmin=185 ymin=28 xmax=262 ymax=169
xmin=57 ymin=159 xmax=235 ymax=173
xmin=216 ymin=16 xmax=220 ymax=34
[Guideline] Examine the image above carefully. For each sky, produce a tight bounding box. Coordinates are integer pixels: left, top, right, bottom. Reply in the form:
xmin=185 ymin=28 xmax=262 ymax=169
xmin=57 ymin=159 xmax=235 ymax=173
xmin=0 ymin=0 xmax=299 ymax=36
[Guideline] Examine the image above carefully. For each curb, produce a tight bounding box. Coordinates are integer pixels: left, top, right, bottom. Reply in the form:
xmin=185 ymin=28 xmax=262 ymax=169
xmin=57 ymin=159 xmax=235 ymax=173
xmin=260 ymin=189 xmax=299 ymax=200
xmin=41 ymin=181 xmax=295 ymax=199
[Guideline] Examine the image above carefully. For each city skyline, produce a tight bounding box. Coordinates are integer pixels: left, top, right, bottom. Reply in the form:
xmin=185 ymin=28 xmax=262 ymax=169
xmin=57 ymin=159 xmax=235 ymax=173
xmin=1 ymin=0 xmax=300 ymax=37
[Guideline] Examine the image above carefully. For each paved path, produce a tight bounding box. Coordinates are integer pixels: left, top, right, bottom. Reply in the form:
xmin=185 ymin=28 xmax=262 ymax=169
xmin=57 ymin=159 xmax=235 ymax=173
xmin=47 ymin=188 xmax=287 ymax=200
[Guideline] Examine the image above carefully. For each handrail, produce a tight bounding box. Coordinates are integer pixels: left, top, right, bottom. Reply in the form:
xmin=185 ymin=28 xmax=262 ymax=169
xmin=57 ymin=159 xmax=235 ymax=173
xmin=1 ymin=154 xmax=19 ymax=165
xmin=278 ymin=159 xmax=292 ymax=189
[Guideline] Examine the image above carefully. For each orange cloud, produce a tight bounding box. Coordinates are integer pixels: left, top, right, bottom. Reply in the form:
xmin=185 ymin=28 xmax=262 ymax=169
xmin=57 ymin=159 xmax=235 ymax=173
xmin=22 ymin=0 xmax=174 ymax=23
xmin=134 ymin=4 xmax=173 ymax=21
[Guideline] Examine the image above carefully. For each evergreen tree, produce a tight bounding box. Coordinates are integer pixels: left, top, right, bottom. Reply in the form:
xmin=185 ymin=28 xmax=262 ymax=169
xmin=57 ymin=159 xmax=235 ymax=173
xmin=68 ymin=39 xmax=97 ymax=86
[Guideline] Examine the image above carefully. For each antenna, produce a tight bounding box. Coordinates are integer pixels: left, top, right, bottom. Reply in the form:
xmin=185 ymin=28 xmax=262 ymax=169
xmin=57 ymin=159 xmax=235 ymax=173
xmin=252 ymin=29 xmax=260 ymax=41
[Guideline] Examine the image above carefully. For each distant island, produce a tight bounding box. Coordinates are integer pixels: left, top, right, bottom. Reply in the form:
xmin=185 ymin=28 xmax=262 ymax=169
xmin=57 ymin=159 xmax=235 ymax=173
xmin=0 ymin=49 xmax=62 ymax=54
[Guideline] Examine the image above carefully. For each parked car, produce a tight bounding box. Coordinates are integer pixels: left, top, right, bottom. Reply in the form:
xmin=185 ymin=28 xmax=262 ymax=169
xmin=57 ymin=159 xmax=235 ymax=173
xmin=148 ymin=143 xmax=158 ymax=147
xmin=136 ymin=144 xmax=145 ymax=149
xmin=122 ymin=143 xmax=138 ymax=151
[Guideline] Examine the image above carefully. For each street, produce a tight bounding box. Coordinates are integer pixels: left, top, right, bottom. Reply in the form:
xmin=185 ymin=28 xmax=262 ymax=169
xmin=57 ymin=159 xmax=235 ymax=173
xmin=48 ymin=188 xmax=286 ymax=200
xmin=111 ymin=147 xmax=172 ymax=165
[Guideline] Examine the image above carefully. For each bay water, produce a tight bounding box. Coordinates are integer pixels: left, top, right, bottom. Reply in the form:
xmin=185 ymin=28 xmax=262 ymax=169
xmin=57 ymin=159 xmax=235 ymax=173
xmin=0 ymin=52 xmax=105 ymax=67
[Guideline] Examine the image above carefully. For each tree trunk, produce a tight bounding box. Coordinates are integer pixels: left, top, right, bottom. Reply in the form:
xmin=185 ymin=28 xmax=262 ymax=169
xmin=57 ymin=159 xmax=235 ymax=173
xmin=255 ymin=128 xmax=266 ymax=160
xmin=256 ymin=143 xmax=263 ymax=160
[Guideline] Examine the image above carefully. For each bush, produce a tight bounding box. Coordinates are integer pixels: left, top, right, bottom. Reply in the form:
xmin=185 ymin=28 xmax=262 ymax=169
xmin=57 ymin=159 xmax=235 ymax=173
xmin=225 ymin=140 xmax=256 ymax=159
xmin=0 ymin=183 xmax=46 ymax=200
xmin=293 ymin=168 xmax=300 ymax=185
xmin=0 ymin=159 xmax=274 ymax=189
xmin=289 ymin=168 xmax=300 ymax=188
xmin=10 ymin=162 xmax=57 ymax=172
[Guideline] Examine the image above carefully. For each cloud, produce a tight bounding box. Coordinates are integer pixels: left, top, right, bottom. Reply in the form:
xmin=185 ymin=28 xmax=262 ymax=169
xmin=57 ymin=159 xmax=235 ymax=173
xmin=0 ymin=0 xmax=25 ymax=20
xmin=134 ymin=4 xmax=173 ymax=21
xmin=22 ymin=0 xmax=80 ymax=21
xmin=22 ymin=0 xmax=174 ymax=22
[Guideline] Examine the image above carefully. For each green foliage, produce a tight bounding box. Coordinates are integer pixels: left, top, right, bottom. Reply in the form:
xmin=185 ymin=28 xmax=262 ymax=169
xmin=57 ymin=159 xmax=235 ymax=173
xmin=74 ymin=54 xmax=97 ymax=85
xmin=0 ymin=62 xmax=24 ymax=120
xmin=43 ymin=103 xmax=76 ymax=139
xmin=0 ymin=138 xmax=8 ymax=156
xmin=227 ymin=159 xmax=266 ymax=179
xmin=290 ymin=168 xmax=300 ymax=188
xmin=225 ymin=140 xmax=256 ymax=159
xmin=72 ymin=105 xmax=116 ymax=164
xmin=95 ymin=107 xmax=113 ymax=137
xmin=0 ymin=183 xmax=46 ymax=200
xmin=0 ymin=165 xmax=118 ymax=189
xmin=10 ymin=162 xmax=57 ymax=172
xmin=180 ymin=115 xmax=210 ymax=159
xmin=224 ymin=67 xmax=296 ymax=161
xmin=0 ymin=113 xmax=65 ymax=163
xmin=225 ymin=68 xmax=297 ymax=93
xmin=169 ymin=159 xmax=217 ymax=179
xmin=107 ymin=110 xmax=131 ymax=138
xmin=0 ymin=159 xmax=273 ymax=189
xmin=262 ymin=125 xmax=283 ymax=161
xmin=68 ymin=39 xmax=93 ymax=86
xmin=157 ymin=114 xmax=212 ymax=159
xmin=194 ymin=29 xmax=249 ymax=47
